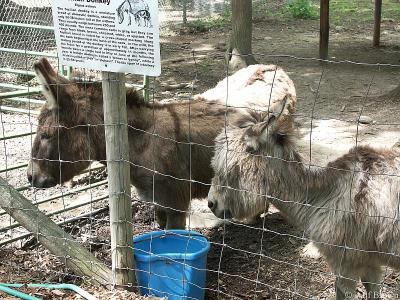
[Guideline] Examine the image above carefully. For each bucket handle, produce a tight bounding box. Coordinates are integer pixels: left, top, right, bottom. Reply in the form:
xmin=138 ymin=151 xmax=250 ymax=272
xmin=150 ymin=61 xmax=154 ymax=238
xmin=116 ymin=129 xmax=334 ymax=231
xmin=133 ymin=231 xmax=206 ymax=245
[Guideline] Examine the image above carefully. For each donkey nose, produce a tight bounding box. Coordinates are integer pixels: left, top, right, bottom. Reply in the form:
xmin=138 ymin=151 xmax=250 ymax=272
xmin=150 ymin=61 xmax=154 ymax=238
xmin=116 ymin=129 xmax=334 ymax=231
xmin=246 ymin=145 xmax=256 ymax=154
xmin=208 ymin=200 xmax=215 ymax=210
xmin=32 ymin=175 xmax=56 ymax=188
xmin=27 ymin=173 xmax=33 ymax=183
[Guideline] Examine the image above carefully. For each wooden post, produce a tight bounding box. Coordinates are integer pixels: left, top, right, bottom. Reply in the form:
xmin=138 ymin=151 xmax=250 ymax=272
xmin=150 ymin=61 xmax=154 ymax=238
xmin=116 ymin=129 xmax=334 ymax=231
xmin=102 ymin=72 xmax=135 ymax=288
xmin=319 ymin=0 xmax=330 ymax=60
xmin=229 ymin=0 xmax=258 ymax=69
xmin=373 ymin=0 xmax=382 ymax=47
xmin=182 ymin=0 xmax=187 ymax=25
xmin=0 ymin=176 xmax=113 ymax=286
xmin=143 ymin=75 xmax=150 ymax=102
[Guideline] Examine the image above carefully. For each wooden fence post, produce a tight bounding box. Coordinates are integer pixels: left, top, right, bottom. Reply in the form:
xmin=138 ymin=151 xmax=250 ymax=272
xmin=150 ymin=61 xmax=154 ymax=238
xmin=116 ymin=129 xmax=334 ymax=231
xmin=319 ymin=0 xmax=330 ymax=60
xmin=373 ymin=0 xmax=382 ymax=47
xmin=102 ymin=71 xmax=135 ymax=288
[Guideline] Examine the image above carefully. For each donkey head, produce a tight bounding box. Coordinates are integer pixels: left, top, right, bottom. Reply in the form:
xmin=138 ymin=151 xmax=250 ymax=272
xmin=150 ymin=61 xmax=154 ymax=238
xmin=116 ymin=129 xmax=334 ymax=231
xmin=208 ymin=98 xmax=296 ymax=220
xmin=27 ymin=58 xmax=102 ymax=188
xmin=235 ymin=96 xmax=292 ymax=154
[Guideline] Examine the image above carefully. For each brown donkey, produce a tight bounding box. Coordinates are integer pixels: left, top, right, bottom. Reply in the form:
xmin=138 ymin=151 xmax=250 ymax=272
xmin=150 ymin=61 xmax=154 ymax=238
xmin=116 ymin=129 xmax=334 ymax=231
xmin=27 ymin=58 xmax=244 ymax=228
xmin=28 ymin=58 xmax=296 ymax=229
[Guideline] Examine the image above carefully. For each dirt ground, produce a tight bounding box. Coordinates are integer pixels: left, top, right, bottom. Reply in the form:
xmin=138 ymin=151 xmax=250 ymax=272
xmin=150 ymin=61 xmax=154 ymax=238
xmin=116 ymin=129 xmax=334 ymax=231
xmin=165 ymin=16 xmax=400 ymax=300
xmin=1 ymin=5 xmax=400 ymax=300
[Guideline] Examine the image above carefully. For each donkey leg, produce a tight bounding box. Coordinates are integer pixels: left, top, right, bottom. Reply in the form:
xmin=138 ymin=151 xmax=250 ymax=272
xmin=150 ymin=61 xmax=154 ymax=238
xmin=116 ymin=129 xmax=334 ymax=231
xmin=335 ymin=275 xmax=357 ymax=300
xmin=155 ymin=207 xmax=167 ymax=229
xmin=361 ymin=268 xmax=383 ymax=300
xmin=166 ymin=211 xmax=186 ymax=229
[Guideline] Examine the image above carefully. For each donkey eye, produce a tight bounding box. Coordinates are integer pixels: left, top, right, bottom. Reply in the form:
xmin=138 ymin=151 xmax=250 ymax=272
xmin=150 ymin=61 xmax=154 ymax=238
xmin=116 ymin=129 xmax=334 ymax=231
xmin=238 ymin=122 xmax=253 ymax=129
xmin=41 ymin=133 xmax=51 ymax=139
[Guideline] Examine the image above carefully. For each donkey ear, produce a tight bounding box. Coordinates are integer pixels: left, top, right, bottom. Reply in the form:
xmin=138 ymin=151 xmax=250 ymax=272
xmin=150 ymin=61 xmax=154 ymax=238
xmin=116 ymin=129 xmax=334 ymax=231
xmin=257 ymin=95 xmax=288 ymax=132
xmin=39 ymin=57 xmax=58 ymax=77
xmin=265 ymin=95 xmax=295 ymax=144
xmin=34 ymin=59 xmax=58 ymax=110
xmin=34 ymin=58 xmax=71 ymax=110
xmin=244 ymin=96 xmax=292 ymax=153
xmin=270 ymin=95 xmax=289 ymax=121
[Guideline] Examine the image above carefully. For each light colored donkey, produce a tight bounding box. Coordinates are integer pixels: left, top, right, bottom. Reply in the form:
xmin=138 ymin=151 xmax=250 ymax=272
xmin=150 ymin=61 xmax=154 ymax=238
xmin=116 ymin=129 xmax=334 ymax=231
xmin=196 ymin=64 xmax=296 ymax=118
xmin=207 ymin=101 xmax=400 ymax=299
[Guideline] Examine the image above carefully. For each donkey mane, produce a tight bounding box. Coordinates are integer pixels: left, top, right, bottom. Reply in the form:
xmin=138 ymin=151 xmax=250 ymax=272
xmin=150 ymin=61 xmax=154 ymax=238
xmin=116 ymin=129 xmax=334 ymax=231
xmin=67 ymin=80 xmax=232 ymax=117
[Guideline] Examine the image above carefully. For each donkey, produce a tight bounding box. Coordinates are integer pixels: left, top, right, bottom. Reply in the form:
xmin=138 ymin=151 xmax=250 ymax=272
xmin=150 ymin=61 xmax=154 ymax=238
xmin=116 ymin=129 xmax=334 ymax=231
xmin=207 ymin=100 xmax=400 ymax=299
xmin=134 ymin=10 xmax=151 ymax=27
xmin=28 ymin=58 xmax=296 ymax=229
xmin=117 ymin=0 xmax=149 ymax=26
xmin=195 ymin=64 xmax=296 ymax=119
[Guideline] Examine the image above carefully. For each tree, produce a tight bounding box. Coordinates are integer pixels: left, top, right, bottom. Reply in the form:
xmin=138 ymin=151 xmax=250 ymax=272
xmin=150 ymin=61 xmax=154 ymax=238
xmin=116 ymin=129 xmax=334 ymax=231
xmin=228 ymin=0 xmax=258 ymax=70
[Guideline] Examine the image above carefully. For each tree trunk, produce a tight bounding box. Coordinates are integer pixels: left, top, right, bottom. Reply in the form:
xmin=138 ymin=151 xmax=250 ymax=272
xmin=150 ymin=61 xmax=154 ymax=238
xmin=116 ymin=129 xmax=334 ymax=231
xmin=373 ymin=0 xmax=382 ymax=47
xmin=182 ymin=0 xmax=187 ymax=25
xmin=319 ymin=0 xmax=330 ymax=60
xmin=228 ymin=0 xmax=258 ymax=71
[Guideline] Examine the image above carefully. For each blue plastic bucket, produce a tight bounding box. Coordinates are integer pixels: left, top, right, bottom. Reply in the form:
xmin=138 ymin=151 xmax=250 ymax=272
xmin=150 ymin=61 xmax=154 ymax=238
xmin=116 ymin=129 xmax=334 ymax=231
xmin=133 ymin=230 xmax=210 ymax=300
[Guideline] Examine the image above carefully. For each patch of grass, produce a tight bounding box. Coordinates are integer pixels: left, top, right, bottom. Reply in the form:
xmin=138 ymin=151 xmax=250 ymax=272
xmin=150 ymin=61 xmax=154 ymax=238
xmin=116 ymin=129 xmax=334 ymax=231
xmin=266 ymin=0 xmax=400 ymax=26
xmin=284 ymin=0 xmax=318 ymax=19
xmin=252 ymin=1 xmax=269 ymax=20
xmin=219 ymin=6 xmax=232 ymax=20
xmin=184 ymin=14 xmax=230 ymax=34
xmin=329 ymin=0 xmax=373 ymax=24
xmin=322 ymin=0 xmax=400 ymax=25
xmin=198 ymin=57 xmax=213 ymax=73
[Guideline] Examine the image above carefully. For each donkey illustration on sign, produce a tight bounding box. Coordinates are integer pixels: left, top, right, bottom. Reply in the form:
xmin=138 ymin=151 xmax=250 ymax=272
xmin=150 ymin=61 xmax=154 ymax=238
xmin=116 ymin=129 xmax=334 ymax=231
xmin=117 ymin=0 xmax=152 ymax=27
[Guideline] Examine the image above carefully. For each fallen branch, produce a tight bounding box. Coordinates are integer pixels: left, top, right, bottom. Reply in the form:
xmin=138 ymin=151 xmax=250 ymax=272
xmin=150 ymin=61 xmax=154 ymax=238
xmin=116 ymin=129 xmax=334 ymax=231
xmin=0 ymin=176 xmax=113 ymax=286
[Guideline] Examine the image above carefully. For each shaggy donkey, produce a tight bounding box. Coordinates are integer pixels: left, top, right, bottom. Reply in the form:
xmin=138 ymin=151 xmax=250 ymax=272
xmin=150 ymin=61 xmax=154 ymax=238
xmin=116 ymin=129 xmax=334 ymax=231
xmin=208 ymin=102 xmax=400 ymax=299
xmin=28 ymin=59 xmax=295 ymax=229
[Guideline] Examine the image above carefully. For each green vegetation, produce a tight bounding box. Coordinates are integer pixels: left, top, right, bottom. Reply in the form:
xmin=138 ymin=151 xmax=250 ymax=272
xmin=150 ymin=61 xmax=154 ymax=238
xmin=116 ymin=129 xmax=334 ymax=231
xmin=263 ymin=0 xmax=400 ymax=25
xmin=174 ymin=0 xmax=400 ymax=33
xmin=328 ymin=0 xmax=400 ymax=25
xmin=183 ymin=13 xmax=231 ymax=33
xmin=198 ymin=56 xmax=213 ymax=72
xmin=285 ymin=0 xmax=318 ymax=19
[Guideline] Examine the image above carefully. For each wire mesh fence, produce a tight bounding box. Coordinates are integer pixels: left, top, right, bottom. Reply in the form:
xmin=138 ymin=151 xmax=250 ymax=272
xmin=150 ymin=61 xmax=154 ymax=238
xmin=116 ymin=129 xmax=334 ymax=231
xmin=1 ymin=0 xmax=400 ymax=299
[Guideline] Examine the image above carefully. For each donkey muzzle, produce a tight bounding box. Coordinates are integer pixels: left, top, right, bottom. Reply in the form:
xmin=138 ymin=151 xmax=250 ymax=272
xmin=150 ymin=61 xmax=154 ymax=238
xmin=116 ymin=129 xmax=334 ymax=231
xmin=27 ymin=160 xmax=57 ymax=188
xmin=208 ymin=199 xmax=232 ymax=220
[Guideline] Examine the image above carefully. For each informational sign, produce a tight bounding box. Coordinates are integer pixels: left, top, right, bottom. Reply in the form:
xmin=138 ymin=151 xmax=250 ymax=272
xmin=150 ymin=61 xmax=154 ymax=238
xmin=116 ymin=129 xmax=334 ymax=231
xmin=51 ymin=0 xmax=161 ymax=76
